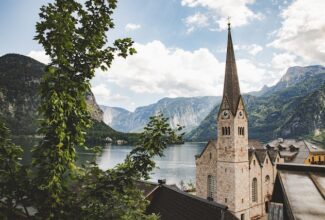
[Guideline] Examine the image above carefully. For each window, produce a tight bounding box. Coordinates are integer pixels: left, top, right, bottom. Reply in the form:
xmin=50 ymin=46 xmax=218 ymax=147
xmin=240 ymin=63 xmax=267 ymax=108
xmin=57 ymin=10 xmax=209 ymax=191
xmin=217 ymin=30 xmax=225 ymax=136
xmin=241 ymin=214 xmax=245 ymax=220
xmin=265 ymin=175 xmax=270 ymax=184
xmin=207 ymin=175 xmax=215 ymax=199
xmin=225 ymin=198 xmax=227 ymax=203
xmin=222 ymin=127 xmax=225 ymax=135
xmin=266 ymin=158 xmax=268 ymax=164
xmin=209 ymin=152 xmax=212 ymax=160
xmin=228 ymin=127 xmax=230 ymax=135
xmin=252 ymin=178 xmax=258 ymax=202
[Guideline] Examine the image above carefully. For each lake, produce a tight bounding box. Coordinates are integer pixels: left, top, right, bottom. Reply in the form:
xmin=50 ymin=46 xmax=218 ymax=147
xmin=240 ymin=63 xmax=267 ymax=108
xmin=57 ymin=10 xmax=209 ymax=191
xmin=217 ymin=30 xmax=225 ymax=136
xmin=15 ymin=136 xmax=206 ymax=186
xmin=95 ymin=142 xmax=206 ymax=185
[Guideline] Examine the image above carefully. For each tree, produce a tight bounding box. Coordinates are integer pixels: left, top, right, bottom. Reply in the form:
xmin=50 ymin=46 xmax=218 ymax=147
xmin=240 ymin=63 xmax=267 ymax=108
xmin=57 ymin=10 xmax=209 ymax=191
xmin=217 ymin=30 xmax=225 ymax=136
xmin=32 ymin=0 xmax=135 ymax=217
xmin=0 ymin=0 xmax=183 ymax=219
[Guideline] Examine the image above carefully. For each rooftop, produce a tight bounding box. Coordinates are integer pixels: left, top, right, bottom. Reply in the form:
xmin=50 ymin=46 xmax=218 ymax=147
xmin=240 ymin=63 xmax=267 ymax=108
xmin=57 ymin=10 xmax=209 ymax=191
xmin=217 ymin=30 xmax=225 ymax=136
xmin=273 ymin=164 xmax=325 ymax=220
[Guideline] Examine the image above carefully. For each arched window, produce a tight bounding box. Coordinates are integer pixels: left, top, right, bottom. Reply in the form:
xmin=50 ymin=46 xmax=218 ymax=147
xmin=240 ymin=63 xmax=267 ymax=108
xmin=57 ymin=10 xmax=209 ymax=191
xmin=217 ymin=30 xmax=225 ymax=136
xmin=227 ymin=127 xmax=230 ymax=135
xmin=242 ymin=127 xmax=245 ymax=135
xmin=265 ymin=175 xmax=270 ymax=184
xmin=252 ymin=178 xmax=258 ymax=202
xmin=222 ymin=127 xmax=225 ymax=135
xmin=207 ymin=175 xmax=215 ymax=199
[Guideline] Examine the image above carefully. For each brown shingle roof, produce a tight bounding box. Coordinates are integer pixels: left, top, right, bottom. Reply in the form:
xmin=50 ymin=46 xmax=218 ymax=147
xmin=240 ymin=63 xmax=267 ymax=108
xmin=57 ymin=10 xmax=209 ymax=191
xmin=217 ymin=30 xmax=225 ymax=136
xmin=146 ymin=184 xmax=238 ymax=220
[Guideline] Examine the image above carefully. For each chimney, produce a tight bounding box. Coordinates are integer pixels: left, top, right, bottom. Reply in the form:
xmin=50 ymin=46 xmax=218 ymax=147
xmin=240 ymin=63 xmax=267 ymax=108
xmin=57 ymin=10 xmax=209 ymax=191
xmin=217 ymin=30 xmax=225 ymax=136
xmin=158 ymin=179 xmax=166 ymax=185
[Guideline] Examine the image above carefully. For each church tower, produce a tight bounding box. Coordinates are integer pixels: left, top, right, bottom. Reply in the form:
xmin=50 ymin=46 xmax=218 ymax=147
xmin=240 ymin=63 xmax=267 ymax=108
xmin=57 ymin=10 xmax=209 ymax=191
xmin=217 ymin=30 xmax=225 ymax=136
xmin=215 ymin=22 xmax=250 ymax=219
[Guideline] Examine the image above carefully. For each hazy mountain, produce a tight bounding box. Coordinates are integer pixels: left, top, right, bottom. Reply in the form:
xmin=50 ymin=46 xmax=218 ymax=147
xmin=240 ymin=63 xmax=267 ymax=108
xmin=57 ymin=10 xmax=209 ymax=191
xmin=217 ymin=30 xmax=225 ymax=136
xmin=0 ymin=54 xmax=137 ymax=144
xmin=101 ymin=96 xmax=221 ymax=133
xmin=186 ymin=65 xmax=325 ymax=143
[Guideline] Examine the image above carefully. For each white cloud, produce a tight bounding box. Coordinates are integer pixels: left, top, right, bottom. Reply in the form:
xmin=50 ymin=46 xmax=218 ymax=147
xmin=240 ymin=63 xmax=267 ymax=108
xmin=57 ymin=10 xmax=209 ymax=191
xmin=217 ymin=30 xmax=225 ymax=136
xmin=184 ymin=12 xmax=209 ymax=33
xmin=27 ymin=50 xmax=50 ymax=64
xmin=271 ymin=53 xmax=298 ymax=70
xmin=96 ymin=40 xmax=270 ymax=98
xmin=91 ymin=84 xmax=129 ymax=105
xmin=181 ymin=0 xmax=264 ymax=30
xmin=234 ymin=44 xmax=263 ymax=55
xmin=125 ymin=23 xmax=141 ymax=31
xmin=269 ymin=0 xmax=325 ymax=63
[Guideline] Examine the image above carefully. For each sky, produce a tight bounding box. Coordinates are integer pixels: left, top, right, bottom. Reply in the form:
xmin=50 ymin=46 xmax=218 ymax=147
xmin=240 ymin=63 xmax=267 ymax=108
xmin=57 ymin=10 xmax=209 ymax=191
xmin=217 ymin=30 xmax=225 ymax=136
xmin=1 ymin=0 xmax=325 ymax=111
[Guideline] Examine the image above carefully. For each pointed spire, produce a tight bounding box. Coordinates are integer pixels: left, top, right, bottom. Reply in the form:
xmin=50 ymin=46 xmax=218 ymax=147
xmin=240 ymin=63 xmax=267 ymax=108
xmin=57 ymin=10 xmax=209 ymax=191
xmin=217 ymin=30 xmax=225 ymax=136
xmin=222 ymin=20 xmax=241 ymax=115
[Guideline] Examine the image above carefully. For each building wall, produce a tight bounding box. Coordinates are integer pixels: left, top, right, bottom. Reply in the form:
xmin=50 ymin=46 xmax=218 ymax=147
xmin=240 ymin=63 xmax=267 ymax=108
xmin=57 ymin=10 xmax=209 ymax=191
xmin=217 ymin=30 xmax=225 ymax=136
xmin=249 ymin=154 xmax=264 ymax=218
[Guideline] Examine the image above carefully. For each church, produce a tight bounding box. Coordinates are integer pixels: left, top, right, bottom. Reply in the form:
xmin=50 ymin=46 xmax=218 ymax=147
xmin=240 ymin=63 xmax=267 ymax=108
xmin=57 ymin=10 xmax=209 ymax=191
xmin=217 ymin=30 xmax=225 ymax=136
xmin=195 ymin=23 xmax=284 ymax=220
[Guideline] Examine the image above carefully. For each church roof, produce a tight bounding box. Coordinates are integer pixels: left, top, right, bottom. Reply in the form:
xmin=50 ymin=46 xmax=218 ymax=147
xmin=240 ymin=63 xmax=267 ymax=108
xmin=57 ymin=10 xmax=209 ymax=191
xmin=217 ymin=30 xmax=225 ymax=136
xmin=248 ymin=148 xmax=279 ymax=167
xmin=222 ymin=24 xmax=241 ymax=115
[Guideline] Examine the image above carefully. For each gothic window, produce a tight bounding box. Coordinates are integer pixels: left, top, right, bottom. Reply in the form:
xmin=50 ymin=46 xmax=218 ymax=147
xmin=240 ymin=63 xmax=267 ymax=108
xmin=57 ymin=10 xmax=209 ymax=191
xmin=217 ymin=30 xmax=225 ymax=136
xmin=265 ymin=175 xmax=270 ymax=184
xmin=207 ymin=175 xmax=215 ymax=199
xmin=252 ymin=178 xmax=258 ymax=202
xmin=209 ymin=152 xmax=212 ymax=160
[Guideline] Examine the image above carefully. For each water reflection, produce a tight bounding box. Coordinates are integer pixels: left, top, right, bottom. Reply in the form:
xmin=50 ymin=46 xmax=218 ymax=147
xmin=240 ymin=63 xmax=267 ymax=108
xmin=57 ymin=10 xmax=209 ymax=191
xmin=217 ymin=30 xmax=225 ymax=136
xmin=14 ymin=136 xmax=206 ymax=186
xmin=97 ymin=142 xmax=206 ymax=185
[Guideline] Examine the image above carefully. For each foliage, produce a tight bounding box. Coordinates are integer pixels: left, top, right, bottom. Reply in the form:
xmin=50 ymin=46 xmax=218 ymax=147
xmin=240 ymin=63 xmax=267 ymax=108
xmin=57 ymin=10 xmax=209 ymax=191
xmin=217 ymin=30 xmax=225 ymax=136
xmin=0 ymin=120 xmax=31 ymax=218
xmin=0 ymin=1 xmax=184 ymax=219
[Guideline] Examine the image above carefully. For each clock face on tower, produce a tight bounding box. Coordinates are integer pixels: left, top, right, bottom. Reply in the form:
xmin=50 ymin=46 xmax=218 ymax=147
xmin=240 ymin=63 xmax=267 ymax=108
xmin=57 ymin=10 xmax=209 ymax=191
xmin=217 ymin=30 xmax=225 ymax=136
xmin=221 ymin=110 xmax=230 ymax=119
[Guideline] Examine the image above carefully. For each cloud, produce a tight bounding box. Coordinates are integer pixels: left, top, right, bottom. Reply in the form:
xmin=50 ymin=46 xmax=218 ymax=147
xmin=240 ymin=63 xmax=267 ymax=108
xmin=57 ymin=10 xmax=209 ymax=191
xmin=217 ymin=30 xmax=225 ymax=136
xmin=181 ymin=0 xmax=264 ymax=30
xmin=125 ymin=23 xmax=141 ymax=31
xmin=96 ymin=40 xmax=270 ymax=98
xmin=27 ymin=50 xmax=50 ymax=64
xmin=271 ymin=53 xmax=298 ymax=70
xmin=234 ymin=44 xmax=263 ymax=55
xmin=269 ymin=0 xmax=325 ymax=63
xmin=91 ymin=84 xmax=129 ymax=106
xmin=184 ymin=12 xmax=209 ymax=33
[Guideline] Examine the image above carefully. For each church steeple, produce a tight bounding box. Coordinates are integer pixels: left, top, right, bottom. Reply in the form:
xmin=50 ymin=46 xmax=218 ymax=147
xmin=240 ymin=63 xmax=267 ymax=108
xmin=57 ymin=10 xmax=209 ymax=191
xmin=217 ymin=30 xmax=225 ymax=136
xmin=222 ymin=22 xmax=241 ymax=115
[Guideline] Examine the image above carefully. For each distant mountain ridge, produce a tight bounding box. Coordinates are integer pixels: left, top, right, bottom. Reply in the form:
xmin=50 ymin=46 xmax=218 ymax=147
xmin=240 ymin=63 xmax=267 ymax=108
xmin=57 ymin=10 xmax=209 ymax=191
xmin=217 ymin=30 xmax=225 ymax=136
xmin=0 ymin=54 xmax=137 ymax=144
xmin=187 ymin=65 xmax=325 ymax=143
xmin=101 ymin=96 xmax=221 ymax=133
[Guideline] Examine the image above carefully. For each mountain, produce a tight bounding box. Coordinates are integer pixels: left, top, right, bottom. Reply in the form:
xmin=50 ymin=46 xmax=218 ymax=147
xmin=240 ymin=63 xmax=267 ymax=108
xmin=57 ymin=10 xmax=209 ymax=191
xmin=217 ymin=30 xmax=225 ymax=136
xmin=101 ymin=96 xmax=221 ymax=133
xmin=186 ymin=65 xmax=325 ymax=143
xmin=0 ymin=54 xmax=136 ymax=144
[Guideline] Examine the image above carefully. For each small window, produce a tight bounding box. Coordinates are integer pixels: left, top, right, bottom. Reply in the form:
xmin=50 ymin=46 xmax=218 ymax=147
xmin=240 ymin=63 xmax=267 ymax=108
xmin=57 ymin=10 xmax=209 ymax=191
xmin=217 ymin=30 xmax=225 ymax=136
xmin=252 ymin=178 xmax=258 ymax=202
xmin=241 ymin=214 xmax=245 ymax=220
xmin=225 ymin=198 xmax=227 ymax=203
xmin=207 ymin=175 xmax=215 ymax=199
xmin=266 ymin=159 xmax=268 ymax=164
xmin=225 ymin=168 xmax=227 ymax=173
xmin=265 ymin=175 xmax=270 ymax=184
xmin=210 ymin=152 xmax=212 ymax=160
xmin=242 ymin=198 xmax=244 ymax=203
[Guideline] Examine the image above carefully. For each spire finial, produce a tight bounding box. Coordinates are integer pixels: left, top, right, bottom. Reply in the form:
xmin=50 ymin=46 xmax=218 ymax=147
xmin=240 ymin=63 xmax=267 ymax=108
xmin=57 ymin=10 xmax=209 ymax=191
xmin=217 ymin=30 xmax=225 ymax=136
xmin=227 ymin=16 xmax=231 ymax=30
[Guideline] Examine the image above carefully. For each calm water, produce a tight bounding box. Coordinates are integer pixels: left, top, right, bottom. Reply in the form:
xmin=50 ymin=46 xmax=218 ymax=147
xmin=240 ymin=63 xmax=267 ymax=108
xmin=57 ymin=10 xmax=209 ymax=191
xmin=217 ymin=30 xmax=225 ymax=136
xmin=95 ymin=142 xmax=206 ymax=185
xmin=15 ymin=137 xmax=206 ymax=186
